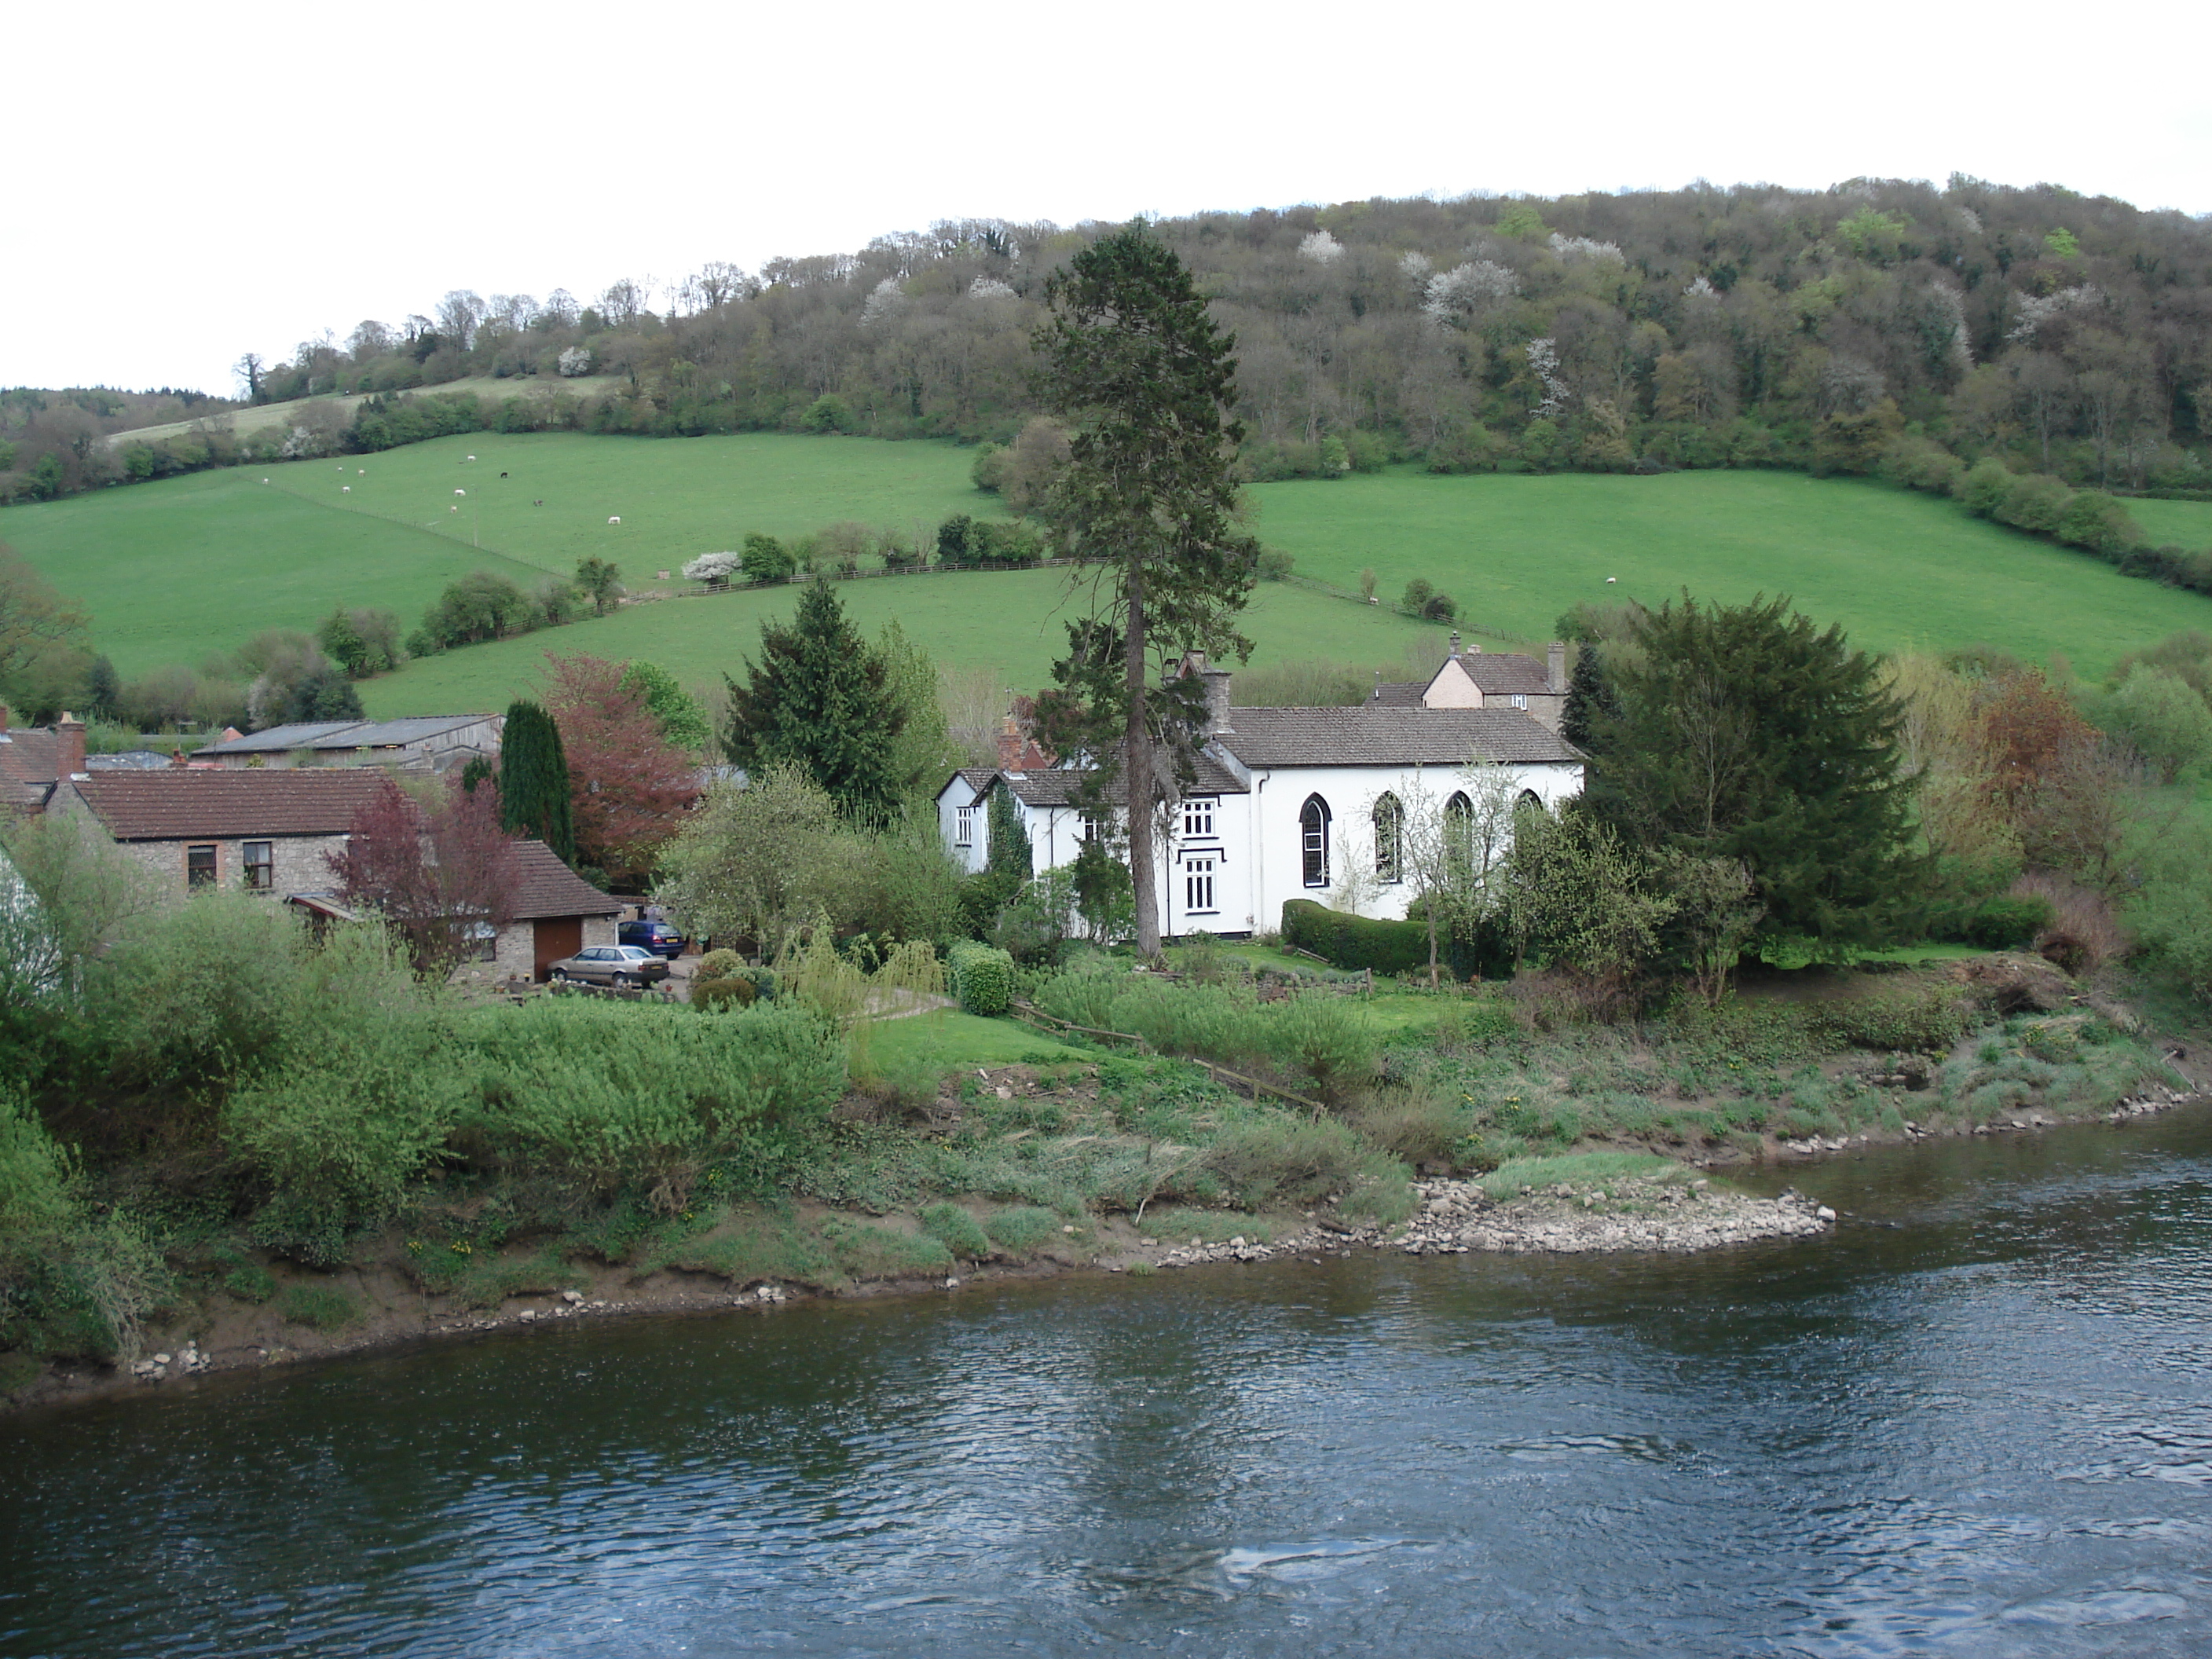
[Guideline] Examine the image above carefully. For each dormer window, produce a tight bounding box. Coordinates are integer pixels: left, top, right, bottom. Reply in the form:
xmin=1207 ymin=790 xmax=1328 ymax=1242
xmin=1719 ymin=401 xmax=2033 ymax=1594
xmin=954 ymin=805 xmax=975 ymax=846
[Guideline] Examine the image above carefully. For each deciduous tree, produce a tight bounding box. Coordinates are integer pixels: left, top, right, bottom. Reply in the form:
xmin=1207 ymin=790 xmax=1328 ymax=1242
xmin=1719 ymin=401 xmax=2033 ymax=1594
xmin=327 ymin=777 xmax=519 ymax=977
xmin=540 ymin=652 xmax=700 ymax=885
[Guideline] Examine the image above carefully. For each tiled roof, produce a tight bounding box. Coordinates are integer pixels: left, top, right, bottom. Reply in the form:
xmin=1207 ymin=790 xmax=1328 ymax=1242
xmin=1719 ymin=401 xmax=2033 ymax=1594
xmin=1002 ymin=769 xmax=1092 ymax=807
xmin=1368 ymin=681 xmax=1426 ymax=707
xmin=1442 ymin=653 xmax=1555 ymax=696
xmin=509 ymin=839 xmax=621 ymax=919
xmin=71 ymin=770 xmax=393 ymax=839
xmin=1220 ymin=706 xmax=1582 ymax=767
xmin=0 ymin=729 xmax=60 ymax=811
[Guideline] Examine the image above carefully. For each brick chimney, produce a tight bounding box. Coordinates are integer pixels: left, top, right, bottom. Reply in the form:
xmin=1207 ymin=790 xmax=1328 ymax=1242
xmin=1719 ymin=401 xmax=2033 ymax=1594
xmin=0 ymin=702 xmax=11 ymax=733
xmin=997 ymin=714 xmax=1024 ymax=771
xmin=56 ymin=711 xmax=86 ymax=779
xmin=1547 ymin=640 xmax=1567 ymax=694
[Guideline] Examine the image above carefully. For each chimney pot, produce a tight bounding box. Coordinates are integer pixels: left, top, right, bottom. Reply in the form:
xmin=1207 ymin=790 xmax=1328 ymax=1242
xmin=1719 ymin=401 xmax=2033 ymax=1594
xmin=1448 ymin=631 xmax=1460 ymax=658
xmin=56 ymin=712 xmax=86 ymax=779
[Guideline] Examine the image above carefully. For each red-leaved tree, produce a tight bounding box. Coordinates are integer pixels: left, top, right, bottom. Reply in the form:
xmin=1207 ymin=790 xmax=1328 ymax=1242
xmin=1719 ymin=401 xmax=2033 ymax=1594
xmin=540 ymin=651 xmax=701 ymax=885
xmin=327 ymin=776 xmax=520 ymax=976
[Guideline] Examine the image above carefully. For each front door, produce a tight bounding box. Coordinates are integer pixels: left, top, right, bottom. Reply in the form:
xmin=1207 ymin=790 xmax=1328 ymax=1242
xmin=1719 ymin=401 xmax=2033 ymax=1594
xmin=533 ymin=917 xmax=581 ymax=980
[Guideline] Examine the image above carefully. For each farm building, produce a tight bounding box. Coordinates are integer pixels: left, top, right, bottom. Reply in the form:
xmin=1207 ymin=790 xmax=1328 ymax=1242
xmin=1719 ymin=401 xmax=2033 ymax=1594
xmin=193 ymin=713 xmax=504 ymax=772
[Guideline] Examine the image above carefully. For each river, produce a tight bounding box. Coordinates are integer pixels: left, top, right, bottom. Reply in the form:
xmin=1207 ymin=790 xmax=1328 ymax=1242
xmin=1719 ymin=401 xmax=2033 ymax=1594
xmin=5 ymin=1111 xmax=2210 ymax=1657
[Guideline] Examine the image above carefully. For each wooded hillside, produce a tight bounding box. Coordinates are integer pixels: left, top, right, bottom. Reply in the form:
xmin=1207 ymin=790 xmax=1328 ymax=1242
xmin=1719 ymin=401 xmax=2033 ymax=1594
xmin=5 ymin=176 xmax=2210 ymax=502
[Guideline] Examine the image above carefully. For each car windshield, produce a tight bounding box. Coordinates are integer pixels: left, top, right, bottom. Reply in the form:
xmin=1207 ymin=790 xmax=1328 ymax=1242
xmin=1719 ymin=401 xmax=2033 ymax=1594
xmin=615 ymin=947 xmax=654 ymax=959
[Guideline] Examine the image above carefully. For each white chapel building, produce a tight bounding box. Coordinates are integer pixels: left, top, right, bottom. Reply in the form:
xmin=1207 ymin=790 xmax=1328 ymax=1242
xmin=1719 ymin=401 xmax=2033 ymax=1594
xmin=935 ymin=635 xmax=1585 ymax=939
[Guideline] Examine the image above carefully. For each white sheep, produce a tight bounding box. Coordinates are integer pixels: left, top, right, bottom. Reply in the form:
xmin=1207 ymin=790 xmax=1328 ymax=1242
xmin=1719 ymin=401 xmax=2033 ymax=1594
xmin=455 ymin=489 xmax=466 ymax=496
xmin=342 ymin=486 xmax=350 ymax=493
xmin=1606 ymin=577 xmax=1618 ymax=584
xmin=608 ymin=516 xmax=621 ymax=525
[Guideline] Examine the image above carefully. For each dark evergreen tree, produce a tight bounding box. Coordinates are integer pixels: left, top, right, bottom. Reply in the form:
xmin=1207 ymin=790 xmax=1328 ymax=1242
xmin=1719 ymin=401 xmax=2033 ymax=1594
xmin=285 ymin=668 xmax=364 ymax=723
xmin=85 ymin=655 xmax=119 ymax=718
xmin=1585 ymin=591 xmax=1920 ymax=950
xmin=721 ymin=576 xmax=904 ymax=823
xmin=1032 ymin=220 xmax=1259 ymax=959
xmin=497 ymin=698 xmax=576 ymax=863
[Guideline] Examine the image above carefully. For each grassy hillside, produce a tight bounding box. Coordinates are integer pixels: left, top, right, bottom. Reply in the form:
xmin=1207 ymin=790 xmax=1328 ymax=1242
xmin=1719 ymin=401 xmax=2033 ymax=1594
xmin=2126 ymin=496 xmax=2212 ymax=550
xmin=0 ymin=470 xmax=550 ymax=677
xmin=9 ymin=433 xmax=2212 ymax=710
xmin=1251 ymin=470 xmax=2212 ymax=681
xmin=357 ymin=571 xmax=1445 ymax=715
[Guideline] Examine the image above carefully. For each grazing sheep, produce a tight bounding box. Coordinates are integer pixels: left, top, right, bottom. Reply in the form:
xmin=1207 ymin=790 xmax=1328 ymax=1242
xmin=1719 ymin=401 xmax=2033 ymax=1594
xmin=1606 ymin=577 xmax=1618 ymax=583
xmin=609 ymin=516 xmax=621 ymax=525
xmin=455 ymin=489 xmax=466 ymax=496
xmin=342 ymin=486 xmax=350 ymax=493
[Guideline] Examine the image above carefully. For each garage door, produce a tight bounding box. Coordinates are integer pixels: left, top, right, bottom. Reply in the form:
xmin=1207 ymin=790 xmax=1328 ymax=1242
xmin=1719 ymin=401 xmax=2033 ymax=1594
xmin=533 ymin=917 xmax=582 ymax=980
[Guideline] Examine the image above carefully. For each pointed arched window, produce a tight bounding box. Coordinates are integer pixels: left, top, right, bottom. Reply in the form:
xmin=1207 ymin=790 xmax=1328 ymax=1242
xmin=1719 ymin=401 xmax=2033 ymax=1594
xmin=1444 ymin=790 xmax=1474 ymax=868
xmin=1300 ymin=795 xmax=1332 ymax=888
xmin=1373 ymin=793 xmax=1404 ymax=884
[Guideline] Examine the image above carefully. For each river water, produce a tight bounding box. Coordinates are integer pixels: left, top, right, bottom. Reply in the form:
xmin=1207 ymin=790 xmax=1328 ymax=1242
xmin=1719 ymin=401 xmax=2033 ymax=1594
xmin=6 ymin=1111 xmax=2210 ymax=1658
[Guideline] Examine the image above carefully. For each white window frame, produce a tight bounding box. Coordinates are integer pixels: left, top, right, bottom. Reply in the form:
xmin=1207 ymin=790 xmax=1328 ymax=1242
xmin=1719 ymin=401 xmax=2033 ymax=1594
xmin=1185 ymin=857 xmax=1217 ymax=914
xmin=1183 ymin=797 xmax=1215 ymax=838
xmin=954 ymin=804 xmax=975 ymax=847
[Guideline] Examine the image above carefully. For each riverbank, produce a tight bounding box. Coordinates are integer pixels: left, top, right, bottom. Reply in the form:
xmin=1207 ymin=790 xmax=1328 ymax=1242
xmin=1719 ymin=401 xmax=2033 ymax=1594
xmin=14 ymin=1066 xmax=2206 ymax=1420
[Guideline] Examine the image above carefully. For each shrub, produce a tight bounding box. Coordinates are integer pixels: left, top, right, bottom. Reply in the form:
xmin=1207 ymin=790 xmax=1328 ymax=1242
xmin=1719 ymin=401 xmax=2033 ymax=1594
xmin=1282 ymin=899 xmax=1431 ymax=975
xmin=983 ymin=1206 xmax=1063 ymax=1254
xmin=947 ymin=941 xmax=1014 ymax=1016
xmin=1957 ymin=894 xmax=2056 ymax=950
xmin=918 ymin=1202 xmax=992 ymax=1259
xmin=1810 ymin=987 xmax=1967 ymax=1053
xmin=1422 ymin=592 xmax=1459 ymax=622
xmin=1272 ymin=992 xmax=1380 ymax=1106
xmin=1258 ymin=548 xmax=1296 ymax=580
xmin=1201 ymin=1116 xmax=1407 ymax=1211
xmin=279 ymin=1285 xmax=361 ymax=1331
xmin=691 ymin=976 xmax=757 ymax=1011
xmin=697 ymin=948 xmax=744 ymax=980
xmin=224 ymin=1264 xmax=278 ymax=1303
xmin=1402 ymin=578 xmax=1435 ymax=613
xmin=459 ymin=997 xmax=846 ymax=1196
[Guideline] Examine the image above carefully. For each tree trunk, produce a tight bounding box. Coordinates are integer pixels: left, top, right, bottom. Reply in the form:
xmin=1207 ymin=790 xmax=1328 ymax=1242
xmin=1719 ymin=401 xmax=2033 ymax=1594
xmin=1124 ymin=573 xmax=1159 ymax=961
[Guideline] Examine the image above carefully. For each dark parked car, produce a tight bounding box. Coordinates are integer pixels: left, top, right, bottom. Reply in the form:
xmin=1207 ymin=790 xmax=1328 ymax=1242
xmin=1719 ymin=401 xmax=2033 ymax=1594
xmin=619 ymin=920 xmax=686 ymax=958
xmin=546 ymin=945 xmax=672 ymax=987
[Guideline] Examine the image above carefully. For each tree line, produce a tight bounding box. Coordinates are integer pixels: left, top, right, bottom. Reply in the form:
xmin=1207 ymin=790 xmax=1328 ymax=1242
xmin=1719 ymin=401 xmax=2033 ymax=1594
xmin=9 ymin=176 xmax=2210 ymax=510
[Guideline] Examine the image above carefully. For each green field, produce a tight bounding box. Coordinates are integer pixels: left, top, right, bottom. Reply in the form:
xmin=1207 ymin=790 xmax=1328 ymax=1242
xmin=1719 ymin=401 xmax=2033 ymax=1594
xmin=2126 ymin=496 xmax=2212 ymax=550
xmin=9 ymin=433 xmax=2212 ymax=711
xmin=1249 ymin=470 xmax=2212 ymax=680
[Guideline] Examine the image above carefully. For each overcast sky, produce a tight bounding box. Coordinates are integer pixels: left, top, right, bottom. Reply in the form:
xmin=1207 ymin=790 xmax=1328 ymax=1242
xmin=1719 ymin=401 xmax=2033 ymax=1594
xmin=11 ymin=0 xmax=2207 ymax=395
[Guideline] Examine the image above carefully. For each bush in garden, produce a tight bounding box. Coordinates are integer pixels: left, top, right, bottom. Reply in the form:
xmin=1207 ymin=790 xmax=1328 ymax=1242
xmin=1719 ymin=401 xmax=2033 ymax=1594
xmin=947 ymin=941 xmax=1014 ymax=1015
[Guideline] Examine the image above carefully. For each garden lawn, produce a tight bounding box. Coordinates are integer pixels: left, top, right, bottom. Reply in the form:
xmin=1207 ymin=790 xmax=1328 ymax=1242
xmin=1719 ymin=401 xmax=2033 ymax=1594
xmin=865 ymin=1012 xmax=1091 ymax=1071
xmin=1249 ymin=468 xmax=2212 ymax=679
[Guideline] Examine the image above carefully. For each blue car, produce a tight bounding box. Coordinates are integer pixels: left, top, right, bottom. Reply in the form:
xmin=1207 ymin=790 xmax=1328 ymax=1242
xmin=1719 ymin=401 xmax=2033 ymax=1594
xmin=618 ymin=920 xmax=686 ymax=958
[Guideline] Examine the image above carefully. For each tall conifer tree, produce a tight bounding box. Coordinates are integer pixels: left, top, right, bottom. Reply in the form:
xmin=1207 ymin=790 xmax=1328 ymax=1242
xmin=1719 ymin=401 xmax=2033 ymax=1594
xmin=1033 ymin=222 xmax=1258 ymax=959
xmin=497 ymin=698 xmax=576 ymax=864
xmin=722 ymin=577 xmax=904 ymax=823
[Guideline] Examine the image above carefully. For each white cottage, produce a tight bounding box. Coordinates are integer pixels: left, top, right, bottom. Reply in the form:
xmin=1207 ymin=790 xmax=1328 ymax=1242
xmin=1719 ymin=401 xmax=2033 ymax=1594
xmin=936 ymin=642 xmax=1584 ymax=939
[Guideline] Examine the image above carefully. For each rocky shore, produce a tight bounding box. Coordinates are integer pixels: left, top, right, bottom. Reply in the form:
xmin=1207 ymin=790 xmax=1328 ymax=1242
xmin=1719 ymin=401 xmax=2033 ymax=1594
xmin=1143 ymin=1174 xmax=1834 ymax=1271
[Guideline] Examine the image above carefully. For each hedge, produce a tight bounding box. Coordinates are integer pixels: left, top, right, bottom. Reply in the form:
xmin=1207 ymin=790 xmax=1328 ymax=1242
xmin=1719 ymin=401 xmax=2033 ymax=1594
xmin=947 ymin=941 xmax=1014 ymax=1016
xmin=1281 ymin=899 xmax=1431 ymax=976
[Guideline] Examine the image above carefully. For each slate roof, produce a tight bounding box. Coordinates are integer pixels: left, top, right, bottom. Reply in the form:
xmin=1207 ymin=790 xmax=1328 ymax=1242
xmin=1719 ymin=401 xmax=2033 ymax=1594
xmin=1368 ymin=681 xmax=1425 ymax=707
xmin=1437 ymin=653 xmax=1555 ymax=697
xmin=196 ymin=715 xmax=496 ymax=757
xmin=509 ymin=839 xmax=622 ymax=919
xmin=1219 ymin=706 xmax=1582 ymax=767
xmin=955 ymin=756 xmax=1249 ymax=808
xmin=0 ymin=728 xmax=60 ymax=812
xmin=71 ymin=770 xmax=393 ymax=840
